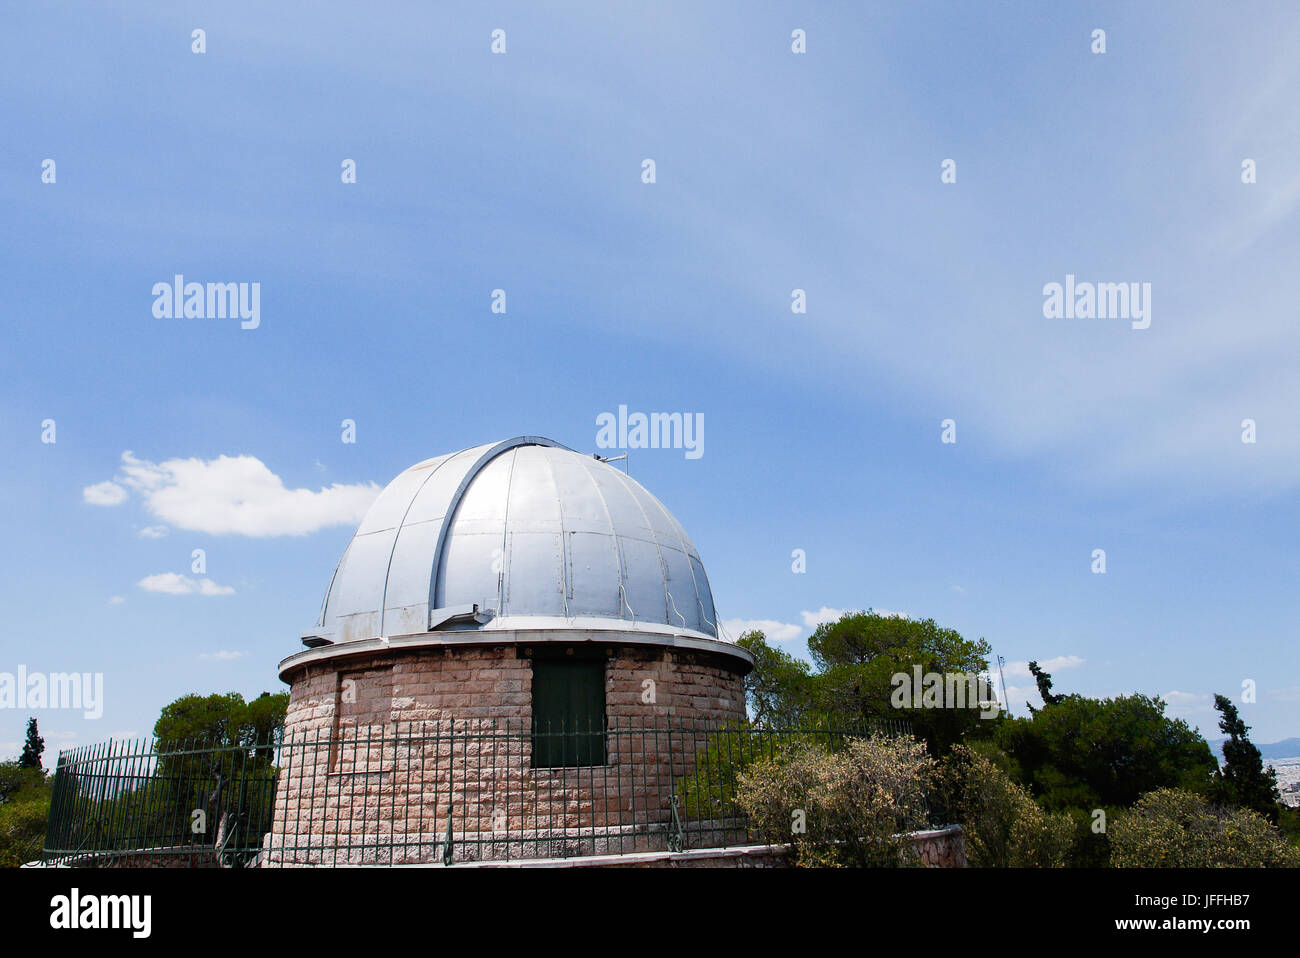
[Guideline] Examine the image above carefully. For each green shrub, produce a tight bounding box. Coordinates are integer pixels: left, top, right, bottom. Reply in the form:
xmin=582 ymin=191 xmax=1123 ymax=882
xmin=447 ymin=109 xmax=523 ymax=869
xmin=1007 ymin=792 xmax=1075 ymax=867
xmin=934 ymin=745 xmax=1074 ymax=867
xmin=1277 ymin=804 xmax=1300 ymax=849
xmin=0 ymin=799 xmax=50 ymax=867
xmin=1110 ymin=788 xmax=1300 ymax=868
xmin=0 ymin=762 xmax=52 ymax=868
xmin=734 ymin=734 xmax=934 ymax=867
xmin=675 ymin=723 xmax=866 ymax=822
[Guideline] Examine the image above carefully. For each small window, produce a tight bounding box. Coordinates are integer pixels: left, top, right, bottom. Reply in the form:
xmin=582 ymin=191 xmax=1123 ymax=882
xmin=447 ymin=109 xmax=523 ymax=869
xmin=531 ymin=658 xmax=606 ymax=768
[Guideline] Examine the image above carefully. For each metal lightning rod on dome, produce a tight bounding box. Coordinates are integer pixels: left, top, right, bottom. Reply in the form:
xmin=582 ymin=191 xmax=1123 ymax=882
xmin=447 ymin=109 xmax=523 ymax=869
xmin=592 ymin=452 xmax=629 ymax=474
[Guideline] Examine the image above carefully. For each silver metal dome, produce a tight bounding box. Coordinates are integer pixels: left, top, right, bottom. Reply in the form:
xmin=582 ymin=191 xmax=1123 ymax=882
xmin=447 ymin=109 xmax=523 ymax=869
xmin=306 ymin=437 xmax=719 ymax=645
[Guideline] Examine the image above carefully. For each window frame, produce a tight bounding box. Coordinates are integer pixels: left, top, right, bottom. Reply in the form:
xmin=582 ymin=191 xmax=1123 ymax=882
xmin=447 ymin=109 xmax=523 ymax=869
xmin=529 ymin=650 xmax=608 ymax=769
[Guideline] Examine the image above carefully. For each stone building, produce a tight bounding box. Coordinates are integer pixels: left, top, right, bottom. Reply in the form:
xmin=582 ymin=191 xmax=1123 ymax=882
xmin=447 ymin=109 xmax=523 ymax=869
xmin=269 ymin=436 xmax=753 ymax=863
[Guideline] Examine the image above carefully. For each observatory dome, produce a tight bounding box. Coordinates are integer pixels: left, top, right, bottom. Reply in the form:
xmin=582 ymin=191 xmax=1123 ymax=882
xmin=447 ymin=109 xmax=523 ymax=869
xmin=304 ymin=437 xmax=720 ymax=647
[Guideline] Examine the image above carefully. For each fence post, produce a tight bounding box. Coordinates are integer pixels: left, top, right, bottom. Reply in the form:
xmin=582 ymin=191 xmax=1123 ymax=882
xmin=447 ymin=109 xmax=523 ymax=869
xmin=668 ymin=794 xmax=685 ymax=853
xmin=442 ymin=719 xmax=455 ymax=865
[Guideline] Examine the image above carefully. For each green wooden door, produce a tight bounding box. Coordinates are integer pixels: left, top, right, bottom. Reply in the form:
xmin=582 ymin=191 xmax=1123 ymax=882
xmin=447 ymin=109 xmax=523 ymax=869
xmin=531 ymin=659 xmax=606 ymax=768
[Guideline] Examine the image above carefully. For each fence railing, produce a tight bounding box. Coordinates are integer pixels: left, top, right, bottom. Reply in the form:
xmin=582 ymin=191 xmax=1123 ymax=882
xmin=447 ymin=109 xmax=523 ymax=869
xmin=44 ymin=716 xmax=911 ymax=867
xmin=44 ymin=735 xmax=281 ymax=867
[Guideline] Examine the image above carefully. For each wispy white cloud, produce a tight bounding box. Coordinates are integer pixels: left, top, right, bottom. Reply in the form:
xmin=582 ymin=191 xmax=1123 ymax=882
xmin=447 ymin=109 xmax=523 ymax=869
xmin=1163 ymin=690 xmax=1213 ymax=709
xmin=137 ymin=525 xmax=168 ymax=539
xmin=801 ymin=607 xmax=907 ymax=628
xmin=567 ymin=11 xmax=1300 ymax=495
xmin=82 ymin=481 xmax=127 ymax=506
xmin=137 ymin=573 xmax=235 ymax=596
xmin=800 ymin=607 xmax=844 ymax=629
xmin=94 ymin=451 xmax=380 ymax=537
xmin=1162 ymin=690 xmax=1217 ymax=727
xmin=721 ymin=618 xmax=801 ymax=641
xmin=1003 ymin=656 xmax=1085 ymax=679
xmin=108 ymin=595 xmax=126 ymax=605
xmin=199 ymin=650 xmax=247 ymax=661
xmin=872 ymin=609 xmax=909 ymax=620
xmin=724 ymin=606 xmax=909 ymax=643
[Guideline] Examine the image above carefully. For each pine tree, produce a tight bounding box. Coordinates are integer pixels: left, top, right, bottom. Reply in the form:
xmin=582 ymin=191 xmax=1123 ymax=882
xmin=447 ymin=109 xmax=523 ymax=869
xmin=18 ymin=717 xmax=44 ymax=770
xmin=1210 ymin=694 xmax=1279 ymax=823
xmin=1025 ymin=660 xmax=1064 ymax=714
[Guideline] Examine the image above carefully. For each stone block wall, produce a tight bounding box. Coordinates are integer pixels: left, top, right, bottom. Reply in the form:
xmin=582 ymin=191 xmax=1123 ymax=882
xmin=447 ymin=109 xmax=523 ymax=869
xmin=910 ymin=826 xmax=967 ymax=868
xmin=268 ymin=638 xmax=747 ymax=865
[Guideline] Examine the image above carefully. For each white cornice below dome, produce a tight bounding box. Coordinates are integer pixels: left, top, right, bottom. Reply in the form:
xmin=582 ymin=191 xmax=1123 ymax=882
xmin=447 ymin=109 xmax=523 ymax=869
xmin=279 ymin=623 xmax=754 ymax=682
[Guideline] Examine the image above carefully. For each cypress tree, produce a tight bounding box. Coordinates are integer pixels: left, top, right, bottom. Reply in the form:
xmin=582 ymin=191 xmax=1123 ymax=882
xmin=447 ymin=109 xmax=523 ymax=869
xmin=1211 ymin=694 xmax=1279 ymax=823
xmin=18 ymin=717 xmax=44 ymax=770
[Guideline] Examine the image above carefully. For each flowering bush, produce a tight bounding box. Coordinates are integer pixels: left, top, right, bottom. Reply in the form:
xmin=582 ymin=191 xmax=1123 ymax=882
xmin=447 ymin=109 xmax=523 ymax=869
xmin=934 ymin=745 xmax=1074 ymax=867
xmin=734 ymin=734 xmax=934 ymax=867
xmin=1110 ymin=788 xmax=1300 ymax=868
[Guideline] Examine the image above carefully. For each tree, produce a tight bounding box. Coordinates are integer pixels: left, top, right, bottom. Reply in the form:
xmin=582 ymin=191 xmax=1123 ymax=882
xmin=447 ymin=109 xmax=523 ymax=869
xmin=150 ymin=691 xmax=288 ymax=857
xmin=153 ymin=691 xmax=288 ymax=748
xmin=18 ymin=718 xmax=44 ymax=771
xmin=738 ymin=631 xmax=815 ymax=726
xmin=991 ymin=691 xmax=1218 ymax=867
xmin=737 ymin=612 xmax=995 ymax=754
xmin=1026 ymin=661 xmax=1064 ymax=712
xmin=1209 ymin=693 xmax=1279 ymax=823
xmin=1110 ymin=788 xmax=1300 ymax=868
xmin=805 ymin=611 xmax=994 ymax=754
xmin=244 ymin=691 xmax=288 ymax=745
xmin=995 ymin=692 xmax=1217 ymax=812
xmin=155 ymin=692 xmax=249 ymax=747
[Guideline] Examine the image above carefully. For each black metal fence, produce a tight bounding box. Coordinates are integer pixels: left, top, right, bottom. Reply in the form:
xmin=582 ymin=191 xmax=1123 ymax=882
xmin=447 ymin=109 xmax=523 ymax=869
xmin=44 ymin=734 xmax=280 ymax=867
xmin=44 ymin=717 xmax=911 ymax=867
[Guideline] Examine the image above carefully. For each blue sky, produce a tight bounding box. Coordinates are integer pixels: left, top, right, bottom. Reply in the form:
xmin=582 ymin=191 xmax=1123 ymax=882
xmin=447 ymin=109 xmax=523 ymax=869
xmin=3 ymin=1 xmax=1299 ymax=759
